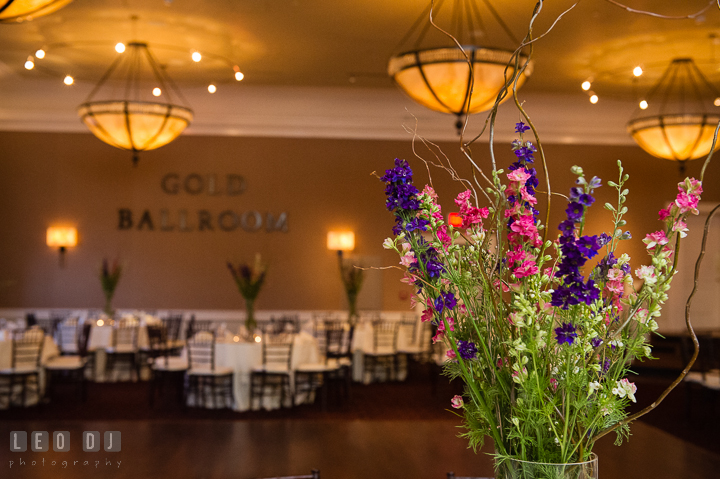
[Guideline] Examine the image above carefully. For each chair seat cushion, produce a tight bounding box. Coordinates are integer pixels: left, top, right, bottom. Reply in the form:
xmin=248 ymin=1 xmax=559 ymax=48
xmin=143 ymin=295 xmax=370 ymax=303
xmin=153 ymin=357 xmax=188 ymax=372
xmin=252 ymin=365 xmax=291 ymax=374
xmin=326 ymin=357 xmax=352 ymax=368
xmin=45 ymin=356 xmax=87 ymax=370
xmin=106 ymin=345 xmax=137 ymax=354
xmin=187 ymin=367 xmax=233 ymax=376
xmin=0 ymin=366 xmax=39 ymax=375
xmin=295 ymin=362 xmax=340 ymax=373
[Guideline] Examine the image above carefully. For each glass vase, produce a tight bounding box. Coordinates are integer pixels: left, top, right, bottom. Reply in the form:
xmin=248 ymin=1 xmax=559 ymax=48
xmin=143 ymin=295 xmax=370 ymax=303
xmin=496 ymin=454 xmax=598 ymax=479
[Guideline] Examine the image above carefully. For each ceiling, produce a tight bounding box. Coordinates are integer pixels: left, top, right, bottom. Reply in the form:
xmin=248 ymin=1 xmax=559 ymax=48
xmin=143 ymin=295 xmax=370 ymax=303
xmin=1 ymin=0 xmax=719 ymax=142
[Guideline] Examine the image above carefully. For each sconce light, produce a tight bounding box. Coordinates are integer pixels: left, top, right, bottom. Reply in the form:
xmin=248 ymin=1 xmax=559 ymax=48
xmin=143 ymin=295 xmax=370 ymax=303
xmin=327 ymin=231 xmax=355 ymax=256
xmin=46 ymin=226 xmax=77 ymax=267
xmin=448 ymin=212 xmax=463 ymax=228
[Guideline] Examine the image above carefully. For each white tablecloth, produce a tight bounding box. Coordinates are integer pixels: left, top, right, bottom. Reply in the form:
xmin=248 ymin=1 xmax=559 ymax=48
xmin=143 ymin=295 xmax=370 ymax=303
xmin=190 ymin=331 xmax=320 ymax=411
xmin=0 ymin=334 xmax=59 ymax=408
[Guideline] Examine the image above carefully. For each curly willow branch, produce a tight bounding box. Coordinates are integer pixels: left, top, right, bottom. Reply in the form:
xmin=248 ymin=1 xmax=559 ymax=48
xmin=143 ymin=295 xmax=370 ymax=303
xmin=591 ymin=203 xmax=720 ymax=442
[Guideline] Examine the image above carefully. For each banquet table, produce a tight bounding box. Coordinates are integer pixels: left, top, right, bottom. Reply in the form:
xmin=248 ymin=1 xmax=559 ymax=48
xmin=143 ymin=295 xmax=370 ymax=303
xmin=0 ymin=332 xmax=59 ymax=408
xmin=187 ymin=331 xmax=321 ymax=411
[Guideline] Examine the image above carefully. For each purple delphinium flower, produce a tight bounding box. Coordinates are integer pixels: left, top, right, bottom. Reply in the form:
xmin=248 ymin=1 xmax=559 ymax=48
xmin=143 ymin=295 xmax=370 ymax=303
xmin=515 ymin=122 xmax=531 ymax=133
xmin=565 ymin=202 xmax=584 ymax=222
xmin=434 ymin=291 xmax=457 ymax=314
xmin=457 ymin=340 xmax=478 ymax=360
xmin=555 ymin=322 xmax=578 ymax=346
xmin=591 ymin=337 xmax=603 ymax=348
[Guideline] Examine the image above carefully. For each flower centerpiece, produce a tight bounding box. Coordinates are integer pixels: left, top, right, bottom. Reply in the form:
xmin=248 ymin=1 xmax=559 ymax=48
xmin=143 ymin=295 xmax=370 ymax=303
xmin=379 ymin=119 xmax=707 ymax=475
xmin=227 ymin=254 xmax=267 ymax=334
xmin=339 ymin=255 xmax=364 ymax=324
xmin=100 ymin=258 xmax=122 ymax=317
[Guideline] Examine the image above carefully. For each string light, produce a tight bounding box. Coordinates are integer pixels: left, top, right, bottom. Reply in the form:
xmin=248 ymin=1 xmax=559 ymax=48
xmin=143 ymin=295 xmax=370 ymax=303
xmin=115 ymin=43 xmax=126 ymax=54
xmin=192 ymin=51 xmax=202 ymax=62
xmin=235 ymin=71 xmax=244 ymax=81
xmin=633 ymin=66 xmax=643 ymax=77
xmin=590 ymin=94 xmax=598 ymax=104
xmin=63 ymin=75 xmax=74 ymax=85
xmin=639 ymin=100 xmax=648 ymax=110
xmin=152 ymin=87 xmax=162 ymax=97
xmin=35 ymin=49 xmax=45 ymax=59
xmin=581 ymin=80 xmax=591 ymax=91
xmin=714 ymin=97 xmax=720 ymax=107
xmin=24 ymin=57 xmax=34 ymax=70
xmin=207 ymin=84 xmax=216 ymax=94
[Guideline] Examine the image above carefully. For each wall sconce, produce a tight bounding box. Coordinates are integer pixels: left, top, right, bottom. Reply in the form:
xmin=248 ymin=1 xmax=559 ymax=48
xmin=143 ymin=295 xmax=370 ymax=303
xmin=327 ymin=231 xmax=355 ymax=257
xmin=448 ymin=213 xmax=463 ymax=228
xmin=46 ymin=226 xmax=77 ymax=267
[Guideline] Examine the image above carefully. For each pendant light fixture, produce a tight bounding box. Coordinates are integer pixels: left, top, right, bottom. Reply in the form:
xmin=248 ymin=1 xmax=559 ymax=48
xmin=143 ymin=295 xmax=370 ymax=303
xmin=627 ymin=58 xmax=720 ymax=172
xmin=0 ymin=0 xmax=72 ymax=23
xmin=77 ymin=42 xmax=193 ymax=165
xmin=388 ymin=0 xmax=532 ymax=131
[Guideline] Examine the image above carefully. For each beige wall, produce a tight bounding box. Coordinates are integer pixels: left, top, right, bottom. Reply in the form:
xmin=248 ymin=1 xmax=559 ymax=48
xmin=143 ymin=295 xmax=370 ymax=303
xmin=0 ymin=131 xmax=718 ymax=313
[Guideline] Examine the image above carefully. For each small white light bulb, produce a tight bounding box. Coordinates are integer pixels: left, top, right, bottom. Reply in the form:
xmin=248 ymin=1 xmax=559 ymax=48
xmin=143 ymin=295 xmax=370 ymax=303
xmin=234 ymin=71 xmax=244 ymax=81
xmin=581 ymin=80 xmax=591 ymax=91
xmin=152 ymin=87 xmax=162 ymax=97
xmin=633 ymin=66 xmax=643 ymax=77
xmin=63 ymin=75 xmax=74 ymax=85
xmin=714 ymin=97 xmax=720 ymax=107
xmin=35 ymin=49 xmax=45 ymax=59
xmin=590 ymin=94 xmax=599 ymax=104
xmin=639 ymin=100 xmax=648 ymax=110
xmin=208 ymin=84 xmax=216 ymax=93
xmin=115 ymin=43 xmax=126 ymax=54
xmin=192 ymin=51 xmax=202 ymax=62
xmin=24 ymin=57 xmax=34 ymax=70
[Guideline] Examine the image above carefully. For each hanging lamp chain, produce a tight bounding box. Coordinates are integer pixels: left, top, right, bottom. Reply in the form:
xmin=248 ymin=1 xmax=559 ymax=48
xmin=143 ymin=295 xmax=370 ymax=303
xmin=393 ymin=0 xmax=519 ymax=53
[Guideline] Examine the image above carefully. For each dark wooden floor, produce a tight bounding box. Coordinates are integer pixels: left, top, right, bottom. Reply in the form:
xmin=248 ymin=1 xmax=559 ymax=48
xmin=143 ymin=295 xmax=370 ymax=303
xmin=1 ymin=419 xmax=718 ymax=479
xmin=1 ymin=363 xmax=719 ymax=479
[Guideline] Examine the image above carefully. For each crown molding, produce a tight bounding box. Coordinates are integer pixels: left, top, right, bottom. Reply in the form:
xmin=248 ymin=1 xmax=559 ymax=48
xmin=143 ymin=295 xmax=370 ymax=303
xmin=0 ymin=77 xmax=637 ymax=145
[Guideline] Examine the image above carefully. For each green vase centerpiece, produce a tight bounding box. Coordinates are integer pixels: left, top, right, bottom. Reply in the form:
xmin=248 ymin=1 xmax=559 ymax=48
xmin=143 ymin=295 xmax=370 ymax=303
xmin=338 ymin=254 xmax=364 ymax=325
xmin=228 ymin=254 xmax=267 ymax=335
xmin=100 ymin=258 xmax=122 ymax=318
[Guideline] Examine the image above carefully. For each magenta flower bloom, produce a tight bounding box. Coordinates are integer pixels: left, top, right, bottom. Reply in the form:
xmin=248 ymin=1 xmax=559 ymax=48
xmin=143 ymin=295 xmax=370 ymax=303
xmin=451 ymin=395 xmax=464 ymax=408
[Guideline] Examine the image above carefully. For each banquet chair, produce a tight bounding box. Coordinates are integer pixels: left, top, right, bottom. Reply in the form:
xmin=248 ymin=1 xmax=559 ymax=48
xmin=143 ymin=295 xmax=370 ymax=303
xmin=0 ymin=328 xmax=44 ymax=408
xmin=255 ymin=470 xmax=320 ymax=479
xmin=105 ymin=322 xmax=140 ymax=381
xmin=35 ymin=317 xmax=62 ymax=337
xmin=185 ymin=316 xmax=215 ymax=340
xmin=44 ymin=323 xmax=92 ymax=402
xmin=264 ymin=315 xmax=300 ymax=335
xmin=186 ymin=331 xmax=233 ymax=409
xmin=397 ymin=317 xmax=433 ymax=378
xmin=295 ymin=322 xmax=352 ymax=410
xmin=162 ymin=314 xmax=185 ymax=354
xmin=363 ymin=320 xmax=400 ymax=382
xmin=148 ymin=325 xmax=188 ymax=407
xmin=250 ymin=334 xmax=294 ymax=409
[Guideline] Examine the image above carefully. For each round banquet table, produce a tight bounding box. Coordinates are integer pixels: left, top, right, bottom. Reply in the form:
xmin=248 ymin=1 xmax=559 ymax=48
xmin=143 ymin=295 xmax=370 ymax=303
xmin=0 ymin=332 xmax=59 ymax=408
xmin=187 ymin=331 xmax=321 ymax=411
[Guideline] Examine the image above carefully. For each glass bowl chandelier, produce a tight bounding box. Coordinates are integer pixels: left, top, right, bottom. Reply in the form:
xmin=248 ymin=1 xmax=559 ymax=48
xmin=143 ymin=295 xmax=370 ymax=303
xmin=0 ymin=0 xmax=73 ymax=23
xmin=627 ymin=58 xmax=720 ymax=172
xmin=388 ymin=0 xmax=532 ymax=131
xmin=77 ymin=42 xmax=193 ymax=165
